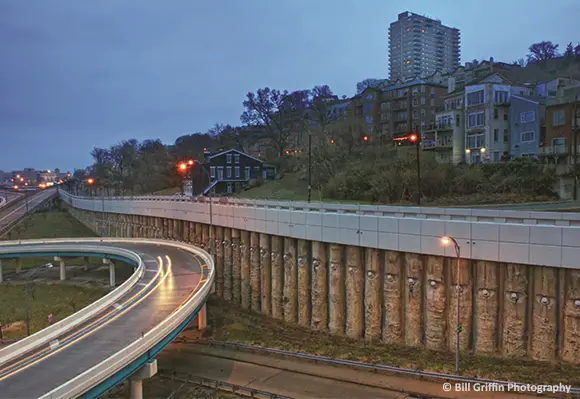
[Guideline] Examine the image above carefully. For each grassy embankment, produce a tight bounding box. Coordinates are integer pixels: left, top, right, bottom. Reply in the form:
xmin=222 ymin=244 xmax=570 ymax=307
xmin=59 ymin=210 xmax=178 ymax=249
xmin=169 ymin=297 xmax=580 ymax=387
xmin=0 ymin=209 xmax=128 ymax=338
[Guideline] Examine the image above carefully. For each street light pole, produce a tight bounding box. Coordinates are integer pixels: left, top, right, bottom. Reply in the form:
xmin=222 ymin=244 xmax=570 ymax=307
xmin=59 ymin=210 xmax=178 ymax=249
xmin=441 ymin=236 xmax=461 ymax=374
xmin=415 ymin=128 xmax=421 ymax=206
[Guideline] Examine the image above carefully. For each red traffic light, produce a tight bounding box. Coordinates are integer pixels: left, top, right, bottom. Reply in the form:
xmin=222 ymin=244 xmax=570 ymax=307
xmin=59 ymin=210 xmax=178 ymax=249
xmin=363 ymin=136 xmax=368 ymax=141
xmin=409 ymin=134 xmax=418 ymax=143
xmin=178 ymin=163 xmax=187 ymax=171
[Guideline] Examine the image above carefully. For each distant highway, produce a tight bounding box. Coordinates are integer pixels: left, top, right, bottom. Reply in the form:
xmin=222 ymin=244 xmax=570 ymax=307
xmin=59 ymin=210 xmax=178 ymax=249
xmin=0 ymin=188 xmax=56 ymax=234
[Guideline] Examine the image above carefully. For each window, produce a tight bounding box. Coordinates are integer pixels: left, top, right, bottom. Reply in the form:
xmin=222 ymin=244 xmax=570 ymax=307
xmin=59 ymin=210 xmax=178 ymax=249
xmin=364 ymin=103 xmax=372 ymax=112
xmin=552 ymin=137 xmax=565 ymax=150
xmin=467 ymin=133 xmax=485 ymax=148
xmin=365 ymin=115 xmax=373 ymax=124
xmin=412 ymin=98 xmax=418 ymax=106
xmin=521 ymin=131 xmax=534 ymax=142
xmin=226 ymin=166 xmax=232 ymax=178
xmin=244 ymin=166 xmax=251 ymax=179
xmin=430 ymin=87 xmax=435 ymax=95
xmin=467 ymin=90 xmax=484 ymax=106
xmin=413 ymin=110 xmax=418 ymax=118
xmin=494 ymin=90 xmax=508 ymax=104
xmin=493 ymin=128 xmax=499 ymax=142
xmin=421 ymin=85 xmax=426 ymax=93
xmin=503 ymin=129 xmax=509 ymax=142
xmin=456 ymin=116 xmax=460 ymax=127
xmin=430 ymin=99 xmax=435 ymax=106
xmin=504 ymin=113 xmax=508 ymax=121
xmin=234 ymin=154 xmax=240 ymax=164
xmin=494 ymin=109 xmax=499 ymax=119
xmin=217 ymin=166 xmax=224 ymax=180
xmin=365 ymin=93 xmax=374 ymax=100
xmin=210 ymin=166 xmax=216 ymax=178
xmin=226 ymin=154 xmax=232 ymax=164
xmin=380 ymin=102 xmax=388 ymax=109
xmin=421 ymin=97 xmax=426 ymax=105
xmin=493 ymin=152 xmax=501 ymax=163
xmin=234 ymin=166 xmax=240 ymax=177
xmin=467 ymin=111 xmax=485 ymax=128
xmin=520 ymin=111 xmax=535 ymax=123
xmin=227 ymin=183 xmax=233 ymax=194
xmin=553 ymin=110 xmax=566 ymax=126
xmin=420 ymin=109 xmax=426 ymax=117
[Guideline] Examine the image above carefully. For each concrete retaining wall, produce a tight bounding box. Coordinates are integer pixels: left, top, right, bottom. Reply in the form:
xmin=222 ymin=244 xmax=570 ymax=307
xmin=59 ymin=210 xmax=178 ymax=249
xmin=66 ymin=206 xmax=580 ymax=364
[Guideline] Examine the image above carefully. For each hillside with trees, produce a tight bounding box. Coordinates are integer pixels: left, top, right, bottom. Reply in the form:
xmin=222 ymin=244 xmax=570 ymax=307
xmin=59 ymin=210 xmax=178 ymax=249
xmin=74 ymin=41 xmax=574 ymax=204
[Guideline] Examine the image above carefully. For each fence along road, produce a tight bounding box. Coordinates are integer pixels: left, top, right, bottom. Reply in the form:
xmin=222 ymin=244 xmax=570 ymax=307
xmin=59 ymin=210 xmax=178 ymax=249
xmin=0 ymin=239 xmax=214 ymax=399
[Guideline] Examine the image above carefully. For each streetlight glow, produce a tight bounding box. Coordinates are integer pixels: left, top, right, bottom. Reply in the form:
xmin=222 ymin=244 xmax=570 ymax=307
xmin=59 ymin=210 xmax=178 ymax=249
xmin=480 ymin=147 xmax=487 ymax=153
xmin=441 ymin=236 xmax=451 ymax=246
xmin=87 ymin=178 xmax=94 ymax=185
xmin=178 ymin=163 xmax=187 ymax=171
xmin=187 ymin=159 xmax=194 ymax=166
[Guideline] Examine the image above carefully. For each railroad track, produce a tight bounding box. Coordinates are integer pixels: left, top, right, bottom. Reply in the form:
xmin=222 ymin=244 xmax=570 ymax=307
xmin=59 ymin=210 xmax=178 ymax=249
xmin=174 ymin=338 xmax=578 ymax=399
xmin=171 ymin=339 xmax=448 ymax=399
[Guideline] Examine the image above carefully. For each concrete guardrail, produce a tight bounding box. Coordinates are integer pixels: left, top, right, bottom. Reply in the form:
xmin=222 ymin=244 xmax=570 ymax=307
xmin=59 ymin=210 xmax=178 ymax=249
xmin=0 ymin=239 xmax=145 ymax=367
xmin=38 ymin=239 xmax=214 ymax=399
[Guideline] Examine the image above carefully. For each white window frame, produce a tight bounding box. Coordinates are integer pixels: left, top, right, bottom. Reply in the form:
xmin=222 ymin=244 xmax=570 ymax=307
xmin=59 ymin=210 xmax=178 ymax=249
xmin=467 ymin=90 xmax=484 ymax=106
xmin=520 ymin=111 xmax=535 ymax=123
xmin=226 ymin=153 xmax=233 ymax=164
xmin=234 ymin=154 xmax=240 ymax=164
xmin=521 ymin=131 xmax=534 ymax=143
xmin=420 ymin=97 xmax=426 ymax=105
xmin=467 ymin=133 xmax=485 ymax=149
xmin=210 ymin=166 xmax=216 ymax=179
xmin=234 ymin=166 xmax=240 ymax=178
xmin=244 ymin=166 xmax=251 ymax=179
xmin=467 ymin=111 xmax=485 ymax=128
xmin=553 ymin=110 xmax=565 ymax=126
xmin=226 ymin=166 xmax=232 ymax=178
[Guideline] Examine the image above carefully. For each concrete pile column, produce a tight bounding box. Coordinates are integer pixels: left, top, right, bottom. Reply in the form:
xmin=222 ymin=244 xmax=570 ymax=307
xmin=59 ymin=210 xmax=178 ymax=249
xmin=345 ymin=246 xmax=363 ymax=339
xmin=0 ymin=260 xmax=3 ymax=283
xmin=201 ymin=224 xmax=209 ymax=251
xmin=103 ymin=258 xmax=115 ymax=287
xmin=364 ymin=248 xmax=381 ymax=342
xmin=283 ymin=237 xmax=297 ymax=324
xmin=83 ymin=256 xmax=89 ymax=272
xmin=328 ymin=244 xmax=345 ymax=335
xmin=223 ymin=228 xmax=233 ymax=301
xmin=231 ymin=229 xmax=241 ymax=304
xmin=189 ymin=222 xmax=196 ymax=244
xmin=240 ymin=231 xmax=251 ymax=309
xmin=474 ymin=260 xmax=499 ymax=355
xmin=270 ymin=236 xmax=284 ymax=320
xmin=183 ymin=220 xmax=190 ymax=242
xmin=561 ymin=268 xmax=580 ymax=362
xmin=215 ymin=227 xmax=224 ymax=297
xmin=297 ymin=239 xmax=310 ymax=327
xmin=311 ymin=241 xmax=327 ymax=331
xmin=16 ymin=258 xmax=22 ymax=274
xmin=383 ymin=250 xmax=403 ymax=344
xmin=54 ymin=256 xmax=66 ymax=281
xmin=249 ymin=232 xmax=260 ymax=312
xmin=500 ymin=263 xmax=526 ymax=358
xmin=259 ymin=233 xmax=271 ymax=316
xmin=425 ymin=255 xmax=446 ymax=350
xmin=129 ymin=359 xmax=158 ymax=399
xmin=194 ymin=224 xmax=202 ymax=247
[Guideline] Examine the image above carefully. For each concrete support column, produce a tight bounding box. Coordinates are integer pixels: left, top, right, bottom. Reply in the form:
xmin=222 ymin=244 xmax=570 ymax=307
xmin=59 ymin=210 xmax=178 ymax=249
xmin=231 ymin=229 xmax=241 ymax=304
xmin=270 ymin=236 xmax=284 ymax=320
xmin=83 ymin=256 xmax=89 ymax=272
xmin=311 ymin=241 xmax=327 ymax=331
xmin=297 ymin=239 xmax=310 ymax=327
xmin=103 ymin=258 xmax=115 ymax=287
xmin=16 ymin=258 xmax=22 ymax=274
xmin=198 ymin=303 xmax=207 ymax=329
xmin=215 ymin=227 xmax=224 ymax=296
xmin=240 ymin=231 xmax=251 ymax=309
xmin=54 ymin=256 xmax=65 ymax=281
xmin=249 ymin=232 xmax=261 ymax=312
xmin=345 ymin=246 xmax=363 ymax=339
xmin=223 ymin=228 xmax=233 ymax=301
xmin=259 ymin=233 xmax=271 ymax=315
xmin=283 ymin=237 xmax=297 ymax=324
xmin=0 ymin=259 xmax=3 ymax=283
xmin=129 ymin=359 xmax=158 ymax=399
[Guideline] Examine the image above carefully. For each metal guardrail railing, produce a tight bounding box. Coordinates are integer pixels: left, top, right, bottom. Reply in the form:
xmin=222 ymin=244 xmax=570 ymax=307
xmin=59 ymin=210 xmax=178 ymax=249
xmin=0 ymin=191 xmax=58 ymax=238
xmin=186 ymin=339 xmax=580 ymax=397
xmin=39 ymin=239 xmax=215 ymax=399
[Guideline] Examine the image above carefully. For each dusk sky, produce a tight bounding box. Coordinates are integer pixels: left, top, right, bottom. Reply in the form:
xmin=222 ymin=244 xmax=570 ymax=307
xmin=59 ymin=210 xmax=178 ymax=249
xmin=0 ymin=0 xmax=578 ymax=172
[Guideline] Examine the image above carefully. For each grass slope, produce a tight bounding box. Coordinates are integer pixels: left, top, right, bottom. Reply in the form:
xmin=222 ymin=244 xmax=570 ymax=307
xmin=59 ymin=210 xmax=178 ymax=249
xmin=0 ymin=209 xmax=119 ymax=339
xmin=186 ymin=297 xmax=580 ymax=386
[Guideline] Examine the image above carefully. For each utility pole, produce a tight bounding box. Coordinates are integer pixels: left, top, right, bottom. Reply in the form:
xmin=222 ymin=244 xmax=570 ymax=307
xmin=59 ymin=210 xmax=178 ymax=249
xmin=307 ymin=132 xmax=312 ymax=203
xmin=574 ymin=101 xmax=579 ymax=201
xmin=408 ymin=90 xmax=421 ymax=206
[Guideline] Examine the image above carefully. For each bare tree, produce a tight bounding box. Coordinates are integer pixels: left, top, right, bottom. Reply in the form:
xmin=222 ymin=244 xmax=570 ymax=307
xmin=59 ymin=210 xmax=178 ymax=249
xmin=527 ymin=41 xmax=560 ymax=63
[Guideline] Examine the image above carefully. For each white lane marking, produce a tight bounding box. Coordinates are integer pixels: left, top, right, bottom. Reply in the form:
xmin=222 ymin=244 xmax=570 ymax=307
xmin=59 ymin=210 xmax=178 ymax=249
xmin=112 ymin=303 xmax=123 ymax=310
xmin=137 ymin=282 xmax=147 ymax=286
xmin=49 ymin=340 xmax=60 ymax=350
xmin=145 ymin=268 xmax=157 ymax=272
xmin=143 ymin=259 xmax=158 ymax=263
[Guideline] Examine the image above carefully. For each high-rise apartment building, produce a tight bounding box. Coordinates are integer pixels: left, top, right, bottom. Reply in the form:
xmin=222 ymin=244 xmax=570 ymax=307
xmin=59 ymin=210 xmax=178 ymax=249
xmin=389 ymin=11 xmax=460 ymax=82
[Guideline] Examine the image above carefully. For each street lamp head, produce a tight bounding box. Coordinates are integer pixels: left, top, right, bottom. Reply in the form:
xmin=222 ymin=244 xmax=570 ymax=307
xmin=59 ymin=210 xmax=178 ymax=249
xmin=480 ymin=147 xmax=487 ymax=153
xmin=409 ymin=134 xmax=418 ymax=143
xmin=187 ymin=160 xmax=194 ymax=166
xmin=465 ymin=149 xmax=471 ymax=154
xmin=178 ymin=163 xmax=187 ymax=171
xmin=441 ymin=236 xmax=451 ymax=246
xmin=87 ymin=178 xmax=94 ymax=185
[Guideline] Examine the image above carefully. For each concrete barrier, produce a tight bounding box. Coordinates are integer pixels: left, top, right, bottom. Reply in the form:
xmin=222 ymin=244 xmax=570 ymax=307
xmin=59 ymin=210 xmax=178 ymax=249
xmin=39 ymin=239 xmax=214 ymax=399
xmin=0 ymin=239 xmax=145 ymax=366
xmin=0 ymin=197 xmax=6 ymax=208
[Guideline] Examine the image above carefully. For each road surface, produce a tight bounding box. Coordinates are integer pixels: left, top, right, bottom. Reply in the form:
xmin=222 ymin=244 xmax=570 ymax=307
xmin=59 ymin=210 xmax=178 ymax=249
xmin=0 ymin=189 xmax=55 ymax=234
xmin=0 ymin=240 xmax=206 ymax=398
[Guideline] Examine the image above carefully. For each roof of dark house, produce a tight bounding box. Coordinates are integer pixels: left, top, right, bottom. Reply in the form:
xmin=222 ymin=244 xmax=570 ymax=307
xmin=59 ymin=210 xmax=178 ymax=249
xmin=207 ymin=149 xmax=263 ymax=163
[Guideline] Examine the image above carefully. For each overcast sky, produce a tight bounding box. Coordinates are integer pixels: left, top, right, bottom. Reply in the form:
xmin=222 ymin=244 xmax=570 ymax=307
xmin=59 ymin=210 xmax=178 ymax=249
xmin=0 ymin=0 xmax=578 ymax=172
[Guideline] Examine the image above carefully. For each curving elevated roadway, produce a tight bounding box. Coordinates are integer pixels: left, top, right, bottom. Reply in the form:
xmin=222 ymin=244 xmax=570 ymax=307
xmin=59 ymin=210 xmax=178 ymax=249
xmin=0 ymin=238 xmax=214 ymax=399
xmin=0 ymin=188 xmax=57 ymax=235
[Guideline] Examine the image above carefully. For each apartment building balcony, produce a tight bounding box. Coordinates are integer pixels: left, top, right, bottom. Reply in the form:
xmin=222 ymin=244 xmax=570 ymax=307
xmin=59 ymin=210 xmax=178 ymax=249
xmin=422 ymin=131 xmax=453 ymax=151
xmin=539 ymin=145 xmax=569 ymax=156
xmin=423 ymin=122 xmax=453 ymax=133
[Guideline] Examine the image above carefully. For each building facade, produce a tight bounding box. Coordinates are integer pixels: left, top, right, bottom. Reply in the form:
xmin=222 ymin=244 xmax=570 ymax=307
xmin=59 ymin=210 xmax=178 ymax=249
xmin=388 ymin=11 xmax=460 ymax=82
xmin=509 ymin=96 xmax=542 ymax=158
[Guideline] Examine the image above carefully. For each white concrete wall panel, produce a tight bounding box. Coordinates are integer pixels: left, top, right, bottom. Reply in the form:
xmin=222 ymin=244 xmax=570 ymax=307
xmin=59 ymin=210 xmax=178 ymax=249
xmin=61 ymin=193 xmax=580 ymax=269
